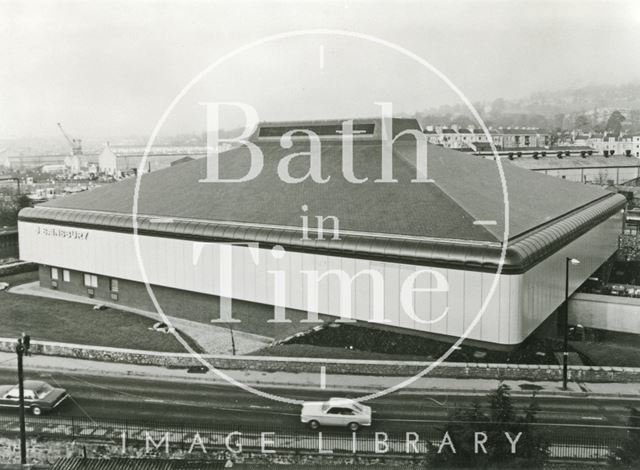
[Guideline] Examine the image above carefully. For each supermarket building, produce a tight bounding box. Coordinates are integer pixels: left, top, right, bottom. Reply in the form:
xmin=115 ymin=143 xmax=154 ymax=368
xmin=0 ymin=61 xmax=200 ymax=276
xmin=18 ymin=118 xmax=626 ymax=347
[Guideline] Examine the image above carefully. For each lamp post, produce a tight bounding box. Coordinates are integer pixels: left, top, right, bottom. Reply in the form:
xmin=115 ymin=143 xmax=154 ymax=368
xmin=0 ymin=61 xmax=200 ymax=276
xmin=15 ymin=338 xmax=27 ymax=465
xmin=563 ymin=257 xmax=580 ymax=390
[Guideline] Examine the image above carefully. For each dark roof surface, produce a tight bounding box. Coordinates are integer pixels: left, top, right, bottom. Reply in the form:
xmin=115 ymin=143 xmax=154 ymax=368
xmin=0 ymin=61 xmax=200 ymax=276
xmin=38 ymin=137 xmax=611 ymax=242
xmin=21 ymin=119 xmax=625 ymax=273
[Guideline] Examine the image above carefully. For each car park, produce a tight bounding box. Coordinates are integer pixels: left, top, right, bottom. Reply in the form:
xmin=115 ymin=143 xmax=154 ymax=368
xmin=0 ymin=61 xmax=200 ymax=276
xmin=0 ymin=380 xmax=68 ymax=415
xmin=301 ymin=397 xmax=372 ymax=431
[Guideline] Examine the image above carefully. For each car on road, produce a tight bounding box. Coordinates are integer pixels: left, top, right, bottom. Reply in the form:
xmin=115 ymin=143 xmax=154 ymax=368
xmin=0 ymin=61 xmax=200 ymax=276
xmin=301 ymin=397 xmax=372 ymax=431
xmin=0 ymin=380 xmax=68 ymax=415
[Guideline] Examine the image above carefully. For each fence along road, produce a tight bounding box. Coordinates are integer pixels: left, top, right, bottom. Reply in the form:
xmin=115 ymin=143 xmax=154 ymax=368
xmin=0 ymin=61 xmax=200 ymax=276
xmin=0 ymin=413 xmax=625 ymax=462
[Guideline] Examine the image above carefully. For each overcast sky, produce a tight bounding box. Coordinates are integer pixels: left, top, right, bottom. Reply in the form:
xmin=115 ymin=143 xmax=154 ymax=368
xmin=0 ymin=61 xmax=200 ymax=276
xmin=1 ymin=0 xmax=640 ymax=139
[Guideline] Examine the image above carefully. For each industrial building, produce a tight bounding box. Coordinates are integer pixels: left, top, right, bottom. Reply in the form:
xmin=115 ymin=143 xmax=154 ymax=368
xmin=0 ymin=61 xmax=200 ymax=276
xmin=97 ymin=143 xmax=209 ymax=177
xmin=463 ymin=146 xmax=640 ymax=186
xmin=18 ymin=118 xmax=626 ymax=347
xmin=506 ymin=153 xmax=640 ymax=185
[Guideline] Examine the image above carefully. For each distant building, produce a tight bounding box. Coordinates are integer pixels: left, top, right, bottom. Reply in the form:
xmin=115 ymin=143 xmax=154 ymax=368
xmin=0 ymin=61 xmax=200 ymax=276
xmin=97 ymin=143 xmax=209 ymax=177
xmin=3 ymin=154 xmax=79 ymax=170
xmin=501 ymin=153 xmax=640 ymax=185
xmin=41 ymin=164 xmax=68 ymax=174
xmin=97 ymin=143 xmax=119 ymax=176
xmin=499 ymin=128 xmax=549 ymax=148
xmin=573 ymin=132 xmax=639 ymax=157
xmin=423 ymin=126 xmax=547 ymax=150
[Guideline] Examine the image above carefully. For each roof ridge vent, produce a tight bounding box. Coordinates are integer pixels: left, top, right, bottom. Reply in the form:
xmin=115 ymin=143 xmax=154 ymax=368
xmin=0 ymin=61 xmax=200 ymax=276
xmin=252 ymin=118 xmax=421 ymax=142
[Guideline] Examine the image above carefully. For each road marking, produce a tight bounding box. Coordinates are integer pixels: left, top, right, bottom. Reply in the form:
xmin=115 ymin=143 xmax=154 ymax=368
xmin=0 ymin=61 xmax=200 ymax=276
xmin=319 ymin=45 xmax=325 ymax=69
xmin=249 ymin=405 xmax=272 ymax=409
xmin=144 ymin=398 xmax=165 ymax=403
xmin=377 ymin=417 xmax=634 ymax=430
xmin=320 ymin=366 xmax=326 ymax=390
xmin=581 ymin=416 xmax=605 ymax=421
xmin=473 ymin=220 xmax=497 ymax=225
xmin=426 ymin=397 xmax=447 ymax=406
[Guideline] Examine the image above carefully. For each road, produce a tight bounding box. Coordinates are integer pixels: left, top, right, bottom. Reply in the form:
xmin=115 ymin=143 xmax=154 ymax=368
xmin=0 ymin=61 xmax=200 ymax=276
xmin=0 ymin=368 xmax=636 ymax=441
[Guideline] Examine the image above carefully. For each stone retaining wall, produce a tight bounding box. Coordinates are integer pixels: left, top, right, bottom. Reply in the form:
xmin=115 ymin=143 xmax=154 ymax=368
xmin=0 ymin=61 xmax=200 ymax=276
xmin=0 ymin=338 xmax=638 ymax=382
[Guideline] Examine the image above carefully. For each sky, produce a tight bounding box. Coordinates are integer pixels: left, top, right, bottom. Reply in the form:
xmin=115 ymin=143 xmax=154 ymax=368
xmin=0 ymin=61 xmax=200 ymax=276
xmin=1 ymin=0 xmax=640 ymax=139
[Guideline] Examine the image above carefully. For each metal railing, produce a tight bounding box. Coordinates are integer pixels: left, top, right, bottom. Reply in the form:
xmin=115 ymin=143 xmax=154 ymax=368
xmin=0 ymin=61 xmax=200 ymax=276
xmin=0 ymin=413 xmax=626 ymax=462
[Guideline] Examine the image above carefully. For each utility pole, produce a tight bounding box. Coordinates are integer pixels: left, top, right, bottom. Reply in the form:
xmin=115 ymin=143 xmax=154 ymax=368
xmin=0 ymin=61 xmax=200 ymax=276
xmin=15 ymin=338 xmax=27 ymax=465
xmin=563 ymin=258 xmax=580 ymax=390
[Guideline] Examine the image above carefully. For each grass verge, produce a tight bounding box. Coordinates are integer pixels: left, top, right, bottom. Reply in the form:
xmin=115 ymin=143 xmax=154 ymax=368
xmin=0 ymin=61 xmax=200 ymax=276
xmin=253 ymin=323 xmax=586 ymax=365
xmin=0 ymin=271 xmax=204 ymax=353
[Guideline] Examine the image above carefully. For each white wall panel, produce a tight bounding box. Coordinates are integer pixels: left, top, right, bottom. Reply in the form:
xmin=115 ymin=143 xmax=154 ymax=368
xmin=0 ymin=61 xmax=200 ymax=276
xmin=382 ymin=262 xmax=400 ymax=327
xmin=411 ymin=266 xmax=430 ymax=332
xmin=464 ymin=271 xmax=482 ymax=338
xmin=498 ymin=274 xmax=516 ymax=345
xmin=445 ymin=269 xmax=465 ymax=339
xmin=398 ymin=264 xmax=415 ymax=330
xmin=353 ymin=259 xmax=371 ymax=323
xmin=17 ymin=210 xmax=622 ymax=345
xmin=518 ymin=209 xmax=623 ymax=340
xmin=480 ymin=271 xmax=501 ymax=344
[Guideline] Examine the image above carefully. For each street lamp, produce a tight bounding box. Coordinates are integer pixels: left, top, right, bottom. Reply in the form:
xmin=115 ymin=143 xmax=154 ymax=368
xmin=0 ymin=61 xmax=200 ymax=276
xmin=15 ymin=336 xmax=29 ymax=465
xmin=563 ymin=257 xmax=580 ymax=390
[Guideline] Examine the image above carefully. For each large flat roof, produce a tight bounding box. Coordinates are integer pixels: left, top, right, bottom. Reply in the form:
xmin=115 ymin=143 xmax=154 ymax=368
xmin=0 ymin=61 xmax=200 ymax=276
xmin=508 ymin=155 xmax=640 ymax=170
xmin=20 ymin=119 xmax=626 ymax=273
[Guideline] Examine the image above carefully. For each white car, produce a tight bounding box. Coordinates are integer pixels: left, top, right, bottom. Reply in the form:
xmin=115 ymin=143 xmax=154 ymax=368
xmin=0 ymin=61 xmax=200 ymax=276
xmin=301 ymin=397 xmax=372 ymax=431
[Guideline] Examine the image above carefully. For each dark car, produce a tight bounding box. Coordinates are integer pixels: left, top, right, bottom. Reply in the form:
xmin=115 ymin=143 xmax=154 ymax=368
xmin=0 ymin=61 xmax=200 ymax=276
xmin=0 ymin=380 xmax=68 ymax=415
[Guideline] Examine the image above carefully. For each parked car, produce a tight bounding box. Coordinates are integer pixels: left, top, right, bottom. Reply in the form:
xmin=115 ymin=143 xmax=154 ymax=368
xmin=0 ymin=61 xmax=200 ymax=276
xmin=0 ymin=380 xmax=68 ymax=415
xmin=301 ymin=397 xmax=372 ymax=431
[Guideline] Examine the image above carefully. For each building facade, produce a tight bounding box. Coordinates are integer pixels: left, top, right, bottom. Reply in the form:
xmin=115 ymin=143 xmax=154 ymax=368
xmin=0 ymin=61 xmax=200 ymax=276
xmin=18 ymin=118 xmax=626 ymax=347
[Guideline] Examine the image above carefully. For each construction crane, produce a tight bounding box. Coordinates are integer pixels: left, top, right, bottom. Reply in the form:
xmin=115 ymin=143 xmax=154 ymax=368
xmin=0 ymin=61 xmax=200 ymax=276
xmin=56 ymin=122 xmax=83 ymax=156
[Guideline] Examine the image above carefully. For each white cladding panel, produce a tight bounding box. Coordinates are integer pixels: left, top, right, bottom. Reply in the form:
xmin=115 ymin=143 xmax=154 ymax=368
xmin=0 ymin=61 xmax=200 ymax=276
xmin=18 ymin=211 xmax=621 ymax=345
xmin=518 ymin=209 xmax=623 ymax=339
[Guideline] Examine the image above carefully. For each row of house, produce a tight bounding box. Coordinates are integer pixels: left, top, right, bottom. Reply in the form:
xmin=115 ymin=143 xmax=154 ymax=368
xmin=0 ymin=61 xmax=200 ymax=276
xmin=423 ymin=126 xmax=549 ymax=149
xmin=573 ymin=133 xmax=640 ymax=157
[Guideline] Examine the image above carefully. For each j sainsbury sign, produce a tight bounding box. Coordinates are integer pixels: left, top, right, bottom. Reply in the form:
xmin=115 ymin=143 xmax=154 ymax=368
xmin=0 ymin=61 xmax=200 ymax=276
xmin=36 ymin=225 xmax=90 ymax=241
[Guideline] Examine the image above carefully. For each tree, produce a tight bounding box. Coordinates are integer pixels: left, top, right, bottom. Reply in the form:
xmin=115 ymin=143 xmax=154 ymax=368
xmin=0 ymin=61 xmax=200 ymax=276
xmin=516 ymin=394 xmax=548 ymax=467
xmin=0 ymin=191 xmax=31 ymax=227
xmin=610 ymin=408 xmax=640 ymax=468
xmin=15 ymin=194 xmax=31 ymax=211
xmin=553 ymin=114 xmax=566 ymax=130
xmin=574 ymin=115 xmax=590 ymax=131
xmin=606 ymin=111 xmax=626 ymax=136
xmin=427 ymin=384 xmax=548 ymax=469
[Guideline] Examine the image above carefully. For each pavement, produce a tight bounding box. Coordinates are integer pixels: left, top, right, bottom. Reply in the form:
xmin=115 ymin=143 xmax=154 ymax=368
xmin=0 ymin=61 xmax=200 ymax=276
xmin=0 ymin=351 xmax=639 ymax=399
